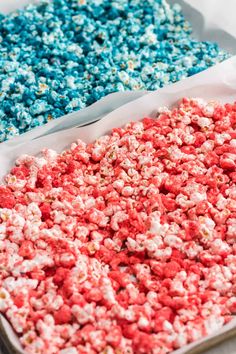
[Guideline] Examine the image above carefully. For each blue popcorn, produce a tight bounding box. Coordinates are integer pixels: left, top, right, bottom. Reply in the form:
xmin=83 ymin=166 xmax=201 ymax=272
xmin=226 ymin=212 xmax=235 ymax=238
xmin=5 ymin=123 xmax=20 ymax=140
xmin=0 ymin=0 xmax=230 ymax=142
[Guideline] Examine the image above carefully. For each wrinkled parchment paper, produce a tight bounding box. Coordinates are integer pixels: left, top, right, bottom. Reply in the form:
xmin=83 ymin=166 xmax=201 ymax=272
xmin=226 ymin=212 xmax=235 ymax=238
xmin=1 ymin=1 xmax=236 ymax=353
xmin=169 ymin=0 xmax=236 ymax=54
xmin=0 ymin=0 xmax=236 ymax=146
xmin=0 ymin=91 xmax=147 ymax=151
xmin=1 ymin=55 xmax=236 ymax=354
xmin=1 ymin=55 xmax=236 ymax=177
xmin=184 ymin=0 xmax=236 ymax=51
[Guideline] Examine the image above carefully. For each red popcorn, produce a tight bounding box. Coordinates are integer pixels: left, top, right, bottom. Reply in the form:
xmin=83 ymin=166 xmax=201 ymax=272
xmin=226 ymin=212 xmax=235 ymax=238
xmin=0 ymin=187 xmax=16 ymax=209
xmin=18 ymin=241 xmax=35 ymax=259
xmin=163 ymin=261 xmax=182 ymax=279
xmin=54 ymin=305 xmax=72 ymax=325
xmin=0 ymin=98 xmax=236 ymax=354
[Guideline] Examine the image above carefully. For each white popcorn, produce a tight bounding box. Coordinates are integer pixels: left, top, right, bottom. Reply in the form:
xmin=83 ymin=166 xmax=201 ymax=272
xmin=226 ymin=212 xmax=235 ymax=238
xmin=190 ymin=191 xmax=207 ymax=204
xmin=3 ymin=277 xmax=38 ymax=292
xmin=138 ymin=316 xmax=149 ymax=329
xmin=0 ymin=288 xmax=12 ymax=311
xmin=197 ymin=117 xmax=212 ymax=128
xmin=59 ymin=348 xmax=78 ymax=354
xmin=164 ymin=235 xmax=183 ymax=249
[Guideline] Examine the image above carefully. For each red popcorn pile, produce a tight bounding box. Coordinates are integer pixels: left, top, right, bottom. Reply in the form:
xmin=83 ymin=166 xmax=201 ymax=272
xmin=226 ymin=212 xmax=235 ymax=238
xmin=0 ymin=97 xmax=236 ymax=354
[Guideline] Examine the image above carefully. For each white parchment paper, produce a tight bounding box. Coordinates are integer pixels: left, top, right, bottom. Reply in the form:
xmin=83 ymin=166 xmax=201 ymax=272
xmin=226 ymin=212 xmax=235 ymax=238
xmin=0 ymin=91 xmax=147 ymax=150
xmin=1 ymin=55 xmax=236 ymax=354
xmin=170 ymin=0 xmax=236 ymax=54
xmin=184 ymin=0 xmax=236 ymax=49
xmin=1 ymin=1 xmax=236 ymax=353
xmin=0 ymin=0 xmax=38 ymax=13
xmin=1 ymin=55 xmax=236 ymax=178
xmin=0 ymin=0 xmax=236 ymax=145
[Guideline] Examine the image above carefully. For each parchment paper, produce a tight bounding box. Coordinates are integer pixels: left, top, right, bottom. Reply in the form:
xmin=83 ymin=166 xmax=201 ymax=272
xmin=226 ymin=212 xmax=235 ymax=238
xmin=1 ymin=55 xmax=236 ymax=354
xmin=170 ymin=0 xmax=236 ymax=54
xmin=1 ymin=1 xmax=236 ymax=353
xmin=1 ymin=55 xmax=236 ymax=177
xmin=184 ymin=0 xmax=236 ymax=51
xmin=0 ymin=0 xmax=236 ymax=145
xmin=0 ymin=91 xmax=147 ymax=150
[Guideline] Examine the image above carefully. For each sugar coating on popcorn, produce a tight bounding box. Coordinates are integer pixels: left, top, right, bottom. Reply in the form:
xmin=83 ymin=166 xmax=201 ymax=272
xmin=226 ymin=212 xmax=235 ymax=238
xmin=0 ymin=0 xmax=229 ymax=142
xmin=0 ymin=98 xmax=236 ymax=354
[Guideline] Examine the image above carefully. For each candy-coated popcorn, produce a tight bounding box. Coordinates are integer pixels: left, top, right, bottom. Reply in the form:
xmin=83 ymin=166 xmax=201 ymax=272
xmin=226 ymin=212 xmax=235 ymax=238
xmin=0 ymin=1 xmax=229 ymax=142
xmin=0 ymin=97 xmax=236 ymax=354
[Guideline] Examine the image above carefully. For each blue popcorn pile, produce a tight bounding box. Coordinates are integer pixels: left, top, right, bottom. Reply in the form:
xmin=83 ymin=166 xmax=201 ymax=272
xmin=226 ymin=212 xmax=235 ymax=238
xmin=0 ymin=0 xmax=229 ymax=142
